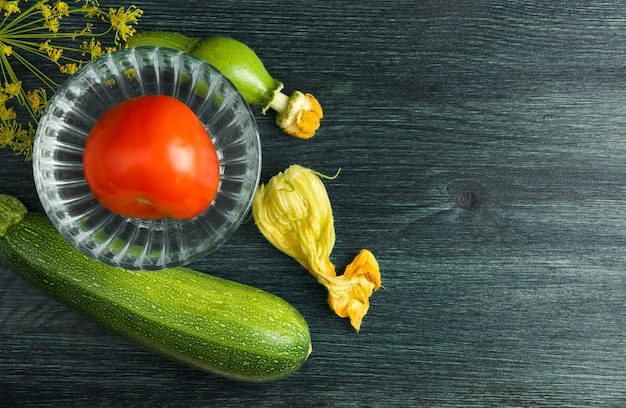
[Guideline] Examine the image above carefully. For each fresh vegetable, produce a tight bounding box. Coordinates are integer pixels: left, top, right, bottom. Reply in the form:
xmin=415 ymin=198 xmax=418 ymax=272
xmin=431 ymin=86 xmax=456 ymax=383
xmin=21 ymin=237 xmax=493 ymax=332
xmin=0 ymin=194 xmax=311 ymax=381
xmin=0 ymin=0 xmax=143 ymax=160
xmin=252 ymin=165 xmax=382 ymax=332
xmin=83 ymin=95 xmax=220 ymax=220
xmin=126 ymin=32 xmax=323 ymax=139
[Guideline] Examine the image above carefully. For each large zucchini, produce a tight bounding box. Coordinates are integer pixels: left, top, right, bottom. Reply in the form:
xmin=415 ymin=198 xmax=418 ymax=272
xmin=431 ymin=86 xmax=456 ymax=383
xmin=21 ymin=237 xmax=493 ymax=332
xmin=0 ymin=194 xmax=311 ymax=382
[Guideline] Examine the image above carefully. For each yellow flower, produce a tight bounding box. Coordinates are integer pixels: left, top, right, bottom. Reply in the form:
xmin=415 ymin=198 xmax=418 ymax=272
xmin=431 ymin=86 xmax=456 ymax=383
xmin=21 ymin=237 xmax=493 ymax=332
xmin=38 ymin=3 xmax=53 ymax=19
xmin=0 ymin=121 xmax=19 ymax=145
xmin=0 ymin=0 xmax=143 ymax=160
xmin=27 ymin=88 xmax=47 ymax=115
xmin=326 ymin=249 xmax=381 ymax=329
xmin=80 ymin=0 xmax=99 ymax=18
xmin=39 ymin=39 xmax=63 ymax=61
xmin=1 ymin=43 xmax=12 ymax=56
xmin=2 ymin=1 xmax=20 ymax=17
xmin=59 ymin=62 xmax=78 ymax=74
xmin=81 ymin=37 xmax=104 ymax=59
xmin=108 ymin=6 xmax=143 ymax=44
xmin=44 ymin=17 xmax=60 ymax=33
xmin=274 ymin=91 xmax=323 ymax=139
xmin=252 ymin=165 xmax=382 ymax=331
xmin=0 ymin=104 xmax=16 ymax=120
xmin=54 ymin=1 xmax=70 ymax=17
xmin=0 ymin=121 xmax=33 ymax=159
xmin=2 ymin=81 xmax=21 ymax=96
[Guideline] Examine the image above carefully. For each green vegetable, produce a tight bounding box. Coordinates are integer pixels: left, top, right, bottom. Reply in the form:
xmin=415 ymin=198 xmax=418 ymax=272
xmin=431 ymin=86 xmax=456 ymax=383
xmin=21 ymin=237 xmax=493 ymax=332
xmin=126 ymin=32 xmax=323 ymax=138
xmin=0 ymin=194 xmax=311 ymax=382
xmin=127 ymin=32 xmax=281 ymax=110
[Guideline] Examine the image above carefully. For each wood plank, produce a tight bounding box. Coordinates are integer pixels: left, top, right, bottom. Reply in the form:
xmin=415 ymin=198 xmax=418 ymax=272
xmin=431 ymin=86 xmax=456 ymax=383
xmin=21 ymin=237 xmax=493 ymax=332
xmin=2 ymin=0 xmax=626 ymax=406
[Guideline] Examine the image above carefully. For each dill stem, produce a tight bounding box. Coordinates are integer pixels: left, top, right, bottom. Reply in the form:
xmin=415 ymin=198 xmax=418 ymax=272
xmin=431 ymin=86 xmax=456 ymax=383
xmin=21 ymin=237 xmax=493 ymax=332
xmin=9 ymin=49 xmax=59 ymax=89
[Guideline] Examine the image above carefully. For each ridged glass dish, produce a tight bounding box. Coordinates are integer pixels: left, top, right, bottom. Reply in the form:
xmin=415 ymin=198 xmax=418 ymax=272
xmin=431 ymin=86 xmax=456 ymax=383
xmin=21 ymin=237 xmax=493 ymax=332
xmin=32 ymin=47 xmax=261 ymax=270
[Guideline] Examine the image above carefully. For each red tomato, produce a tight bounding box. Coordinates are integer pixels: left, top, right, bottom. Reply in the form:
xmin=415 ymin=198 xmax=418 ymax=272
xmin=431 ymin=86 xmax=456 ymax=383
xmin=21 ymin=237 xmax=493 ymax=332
xmin=83 ymin=95 xmax=220 ymax=220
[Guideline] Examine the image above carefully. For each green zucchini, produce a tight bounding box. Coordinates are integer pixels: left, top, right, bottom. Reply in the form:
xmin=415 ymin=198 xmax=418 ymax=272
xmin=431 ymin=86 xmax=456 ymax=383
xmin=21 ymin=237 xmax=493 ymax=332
xmin=0 ymin=194 xmax=311 ymax=382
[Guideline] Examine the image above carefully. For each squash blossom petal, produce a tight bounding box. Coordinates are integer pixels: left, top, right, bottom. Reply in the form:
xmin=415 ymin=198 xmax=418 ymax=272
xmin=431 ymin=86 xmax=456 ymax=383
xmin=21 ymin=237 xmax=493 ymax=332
xmin=252 ymin=164 xmax=381 ymax=331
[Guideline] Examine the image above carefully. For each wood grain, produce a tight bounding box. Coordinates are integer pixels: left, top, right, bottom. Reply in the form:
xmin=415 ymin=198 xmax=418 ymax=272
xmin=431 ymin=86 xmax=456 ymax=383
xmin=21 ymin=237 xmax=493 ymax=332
xmin=3 ymin=0 xmax=626 ymax=406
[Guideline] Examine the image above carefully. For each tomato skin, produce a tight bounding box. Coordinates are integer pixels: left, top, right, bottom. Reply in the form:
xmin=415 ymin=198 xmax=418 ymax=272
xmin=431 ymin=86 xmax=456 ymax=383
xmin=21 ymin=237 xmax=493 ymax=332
xmin=83 ymin=95 xmax=220 ymax=220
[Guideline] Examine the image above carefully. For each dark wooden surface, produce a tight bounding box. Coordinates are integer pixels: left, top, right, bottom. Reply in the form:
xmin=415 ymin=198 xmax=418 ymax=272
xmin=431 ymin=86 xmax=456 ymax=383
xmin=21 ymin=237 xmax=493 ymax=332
xmin=3 ymin=0 xmax=626 ymax=406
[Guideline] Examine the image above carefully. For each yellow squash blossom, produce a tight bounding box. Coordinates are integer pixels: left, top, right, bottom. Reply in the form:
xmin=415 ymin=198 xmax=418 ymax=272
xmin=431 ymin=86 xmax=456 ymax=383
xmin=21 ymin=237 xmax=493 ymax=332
xmin=252 ymin=164 xmax=382 ymax=331
xmin=271 ymin=91 xmax=323 ymax=139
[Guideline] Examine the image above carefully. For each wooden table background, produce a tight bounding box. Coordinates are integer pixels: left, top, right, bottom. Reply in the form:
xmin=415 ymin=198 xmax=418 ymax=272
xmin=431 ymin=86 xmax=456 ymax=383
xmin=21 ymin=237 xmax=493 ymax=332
xmin=3 ymin=0 xmax=626 ymax=406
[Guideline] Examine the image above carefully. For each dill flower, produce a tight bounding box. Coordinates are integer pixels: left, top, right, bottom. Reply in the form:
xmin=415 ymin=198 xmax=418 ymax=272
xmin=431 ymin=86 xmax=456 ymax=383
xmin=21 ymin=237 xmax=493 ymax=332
xmin=0 ymin=0 xmax=143 ymax=160
xmin=252 ymin=164 xmax=382 ymax=332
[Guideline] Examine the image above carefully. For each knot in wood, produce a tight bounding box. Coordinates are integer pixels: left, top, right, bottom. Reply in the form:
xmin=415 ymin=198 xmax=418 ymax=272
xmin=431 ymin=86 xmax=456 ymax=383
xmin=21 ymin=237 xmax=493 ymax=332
xmin=457 ymin=191 xmax=477 ymax=210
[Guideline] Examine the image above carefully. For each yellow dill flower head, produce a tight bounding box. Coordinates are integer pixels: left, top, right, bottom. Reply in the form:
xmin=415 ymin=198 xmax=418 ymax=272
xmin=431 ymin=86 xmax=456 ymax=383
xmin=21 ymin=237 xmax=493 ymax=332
xmin=26 ymin=88 xmax=47 ymax=116
xmin=0 ymin=0 xmax=143 ymax=160
xmin=43 ymin=17 xmax=60 ymax=33
xmin=80 ymin=37 xmax=104 ymax=59
xmin=39 ymin=39 xmax=63 ymax=60
xmin=1 ymin=43 xmax=12 ymax=56
xmin=2 ymin=81 xmax=21 ymax=97
xmin=55 ymin=1 xmax=70 ymax=17
xmin=108 ymin=6 xmax=143 ymax=44
xmin=59 ymin=63 xmax=78 ymax=74
xmin=0 ymin=105 xmax=16 ymax=121
xmin=0 ymin=121 xmax=33 ymax=159
xmin=253 ymin=165 xmax=382 ymax=331
xmin=2 ymin=1 xmax=20 ymax=17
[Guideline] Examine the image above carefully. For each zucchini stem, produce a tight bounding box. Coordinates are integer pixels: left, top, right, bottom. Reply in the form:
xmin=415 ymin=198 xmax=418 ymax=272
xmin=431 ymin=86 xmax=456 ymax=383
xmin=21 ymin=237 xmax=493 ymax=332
xmin=268 ymin=90 xmax=290 ymax=114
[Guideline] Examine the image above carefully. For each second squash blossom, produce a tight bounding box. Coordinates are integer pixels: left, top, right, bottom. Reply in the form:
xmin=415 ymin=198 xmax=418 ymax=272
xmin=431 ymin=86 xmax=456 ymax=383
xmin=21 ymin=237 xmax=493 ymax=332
xmin=252 ymin=165 xmax=381 ymax=332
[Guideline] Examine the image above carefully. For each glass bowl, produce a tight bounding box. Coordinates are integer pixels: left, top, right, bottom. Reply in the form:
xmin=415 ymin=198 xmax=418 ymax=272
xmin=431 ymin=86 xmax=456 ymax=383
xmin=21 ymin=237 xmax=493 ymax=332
xmin=32 ymin=46 xmax=261 ymax=270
